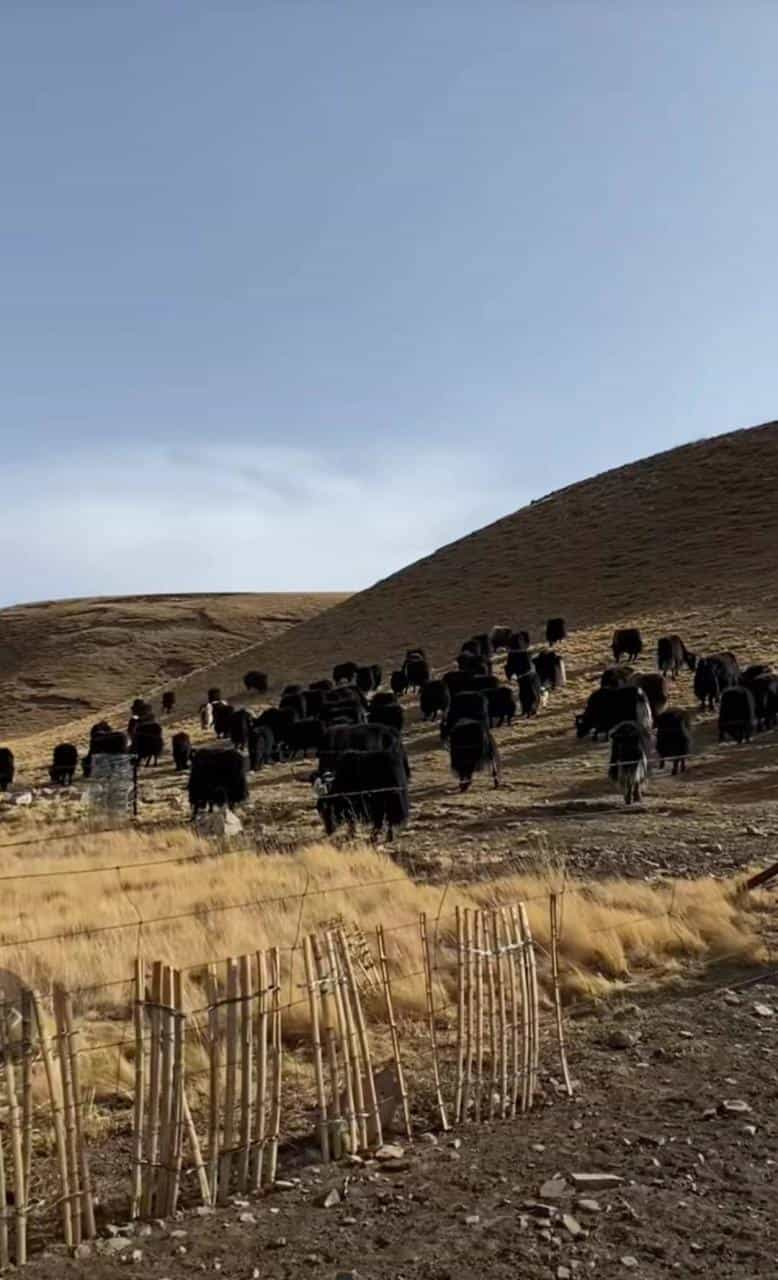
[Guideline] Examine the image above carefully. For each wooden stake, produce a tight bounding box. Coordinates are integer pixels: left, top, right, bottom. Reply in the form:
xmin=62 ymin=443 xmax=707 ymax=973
xmin=167 ymin=969 xmax=185 ymax=1216
xmin=0 ymin=1054 xmax=7 ymax=1272
xmin=462 ymin=909 xmax=474 ymax=1123
xmin=419 ymin=912 xmax=449 ymax=1131
xmin=131 ymin=957 xmax=145 ymax=1219
xmin=500 ymin=909 xmax=520 ymax=1119
xmin=549 ymin=894 xmax=573 ymax=1097
xmin=492 ymin=912 xmax=508 ymax=1119
xmin=375 ymin=925 xmax=411 ymax=1142
xmin=312 ymin=934 xmax=343 ymax=1157
xmin=474 ymin=911 xmax=485 ymax=1123
xmin=252 ymin=951 xmax=268 ymax=1191
xmin=21 ymin=988 xmax=32 ymax=1204
xmin=518 ymin=903 xmax=540 ymax=1108
xmin=304 ymin=937 xmax=330 ymax=1162
xmin=454 ymin=906 xmax=465 ymax=1123
xmin=238 ymin=955 xmax=254 ymax=1190
xmin=326 ymin=931 xmax=357 ymax=1155
xmin=218 ymin=959 xmax=239 ymax=1202
xmin=0 ymin=998 xmax=24 ymax=1266
xmin=511 ymin=906 xmax=531 ymax=1113
xmin=183 ymin=1092 xmax=210 ymax=1204
xmin=31 ymin=991 xmax=72 ymax=1249
xmin=62 ymin=989 xmax=95 ymax=1239
xmin=206 ymin=964 xmax=221 ymax=1205
xmin=156 ymin=965 xmax=175 ymax=1215
xmin=54 ymin=987 xmax=81 ymax=1245
xmin=267 ymin=947 xmax=282 ymax=1186
xmin=334 ymin=933 xmax=367 ymax=1151
xmin=485 ymin=915 xmax=498 ymax=1121
xmin=142 ymin=961 xmax=163 ymax=1217
xmin=337 ymin=929 xmax=382 ymax=1150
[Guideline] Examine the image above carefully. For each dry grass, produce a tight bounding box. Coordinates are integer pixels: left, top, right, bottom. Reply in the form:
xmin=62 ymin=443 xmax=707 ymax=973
xmin=0 ymin=830 xmax=767 ymax=1101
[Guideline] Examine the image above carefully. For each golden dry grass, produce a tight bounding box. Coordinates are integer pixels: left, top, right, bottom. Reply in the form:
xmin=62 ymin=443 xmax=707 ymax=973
xmin=0 ymin=830 xmax=768 ymax=1101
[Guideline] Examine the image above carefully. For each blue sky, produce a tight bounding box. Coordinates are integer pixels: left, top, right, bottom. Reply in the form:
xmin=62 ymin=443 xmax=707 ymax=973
xmin=2 ymin=3 xmax=776 ymax=605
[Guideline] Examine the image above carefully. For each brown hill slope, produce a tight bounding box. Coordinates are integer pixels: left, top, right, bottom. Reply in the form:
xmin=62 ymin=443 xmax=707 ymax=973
xmin=0 ymin=592 xmax=347 ymax=737
xmin=166 ymin=419 xmax=778 ymax=710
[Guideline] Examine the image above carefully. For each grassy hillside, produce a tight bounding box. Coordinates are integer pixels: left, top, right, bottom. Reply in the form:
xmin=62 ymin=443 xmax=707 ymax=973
xmin=0 ymin=592 xmax=348 ymax=737
xmin=163 ymin=419 xmax=778 ymax=711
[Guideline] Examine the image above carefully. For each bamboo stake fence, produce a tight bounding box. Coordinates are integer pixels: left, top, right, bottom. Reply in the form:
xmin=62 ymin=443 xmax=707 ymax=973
xmin=0 ymin=900 xmax=565 ymax=1270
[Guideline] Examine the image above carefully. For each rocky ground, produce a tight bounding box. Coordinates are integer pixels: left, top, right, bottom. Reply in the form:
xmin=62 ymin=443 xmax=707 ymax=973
xmin=22 ymin=964 xmax=778 ymax=1280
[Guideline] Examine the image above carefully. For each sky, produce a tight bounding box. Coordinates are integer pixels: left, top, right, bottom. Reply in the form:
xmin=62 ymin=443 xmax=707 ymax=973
xmin=2 ymin=3 xmax=777 ymax=606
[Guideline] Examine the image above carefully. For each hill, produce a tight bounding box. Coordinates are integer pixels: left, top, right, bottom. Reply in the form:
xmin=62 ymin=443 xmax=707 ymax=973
xmin=0 ymin=592 xmax=348 ymax=737
xmin=166 ymin=419 xmax=778 ymax=711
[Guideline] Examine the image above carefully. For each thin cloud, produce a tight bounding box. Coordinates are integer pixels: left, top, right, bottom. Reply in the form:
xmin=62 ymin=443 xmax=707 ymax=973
xmin=1 ymin=446 xmax=526 ymax=607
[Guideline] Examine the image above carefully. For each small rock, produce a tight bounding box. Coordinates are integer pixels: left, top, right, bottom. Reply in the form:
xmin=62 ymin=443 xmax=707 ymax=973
xmin=74 ymin=1243 xmax=93 ymax=1260
xmin=268 ymin=1237 xmax=288 ymax=1249
xmin=238 ymin=1212 xmax=256 ymax=1224
xmin=522 ymin=1201 xmax=557 ymax=1218
xmin=318 ymin=1188 xmax=341 ymax=1208
xmin=743 ymin=1124 xmax=757 ymax=1136
xmin=169 ymin=1230 xmax=187 ymax=1239
xmin=621 ymin=1258 xmax=639 ymax=1270
xmin=13 ymin=792 xmax=33 ymax=807
xmin=274 ymin=1179 xmax=297 ymax=1190
xmin=130 ymin=1250 xmax=143 ymax=1265
xmin=576 ymin=1198 xmax=601 ymax=1214
xmin=531 ymin=1142 xmax=546 ymax=1153
xmin=376 ymin=1144 xmax=405 ymax=1161
xmin=101 ymin=1238 xmax=133 ymax=1254
xmin=719 ymin=1099 xmax=752 ymax=1115
xmin=303 ymin=1254 xmax=324 ymax=1265
xmin=679 ymin=1030 xmax=693 ymax=1039
xmin=419 ymin=1132 xmax=438 ymax=1145
xmin=570 ymin=1173 xmax=624 ymax=1190
xmin=464 ymin=1214 xmax=480 ymax=1226
xmin=450 ymin=1137 xmax=462 ymax=1150
xmin=607 ymin=1028 xmax=638 ymax=1050
xmin=722 ymin=991 xmax=741 ymax=1005
xmin=557 ymin=1269 xmax=572 ymax=1280
xmin=195 ymin=1206 xmax=214 ymax=1216
xmin=562 ymin=1213 xmax=584 ymax=1237
xmin=381 ymin=1158 xmax=411 ymax=1172
xmin=754 ymin=1003 xmax=774 ymax=1018
xmin=540 ymin=1178 xmax=568 ymax=1199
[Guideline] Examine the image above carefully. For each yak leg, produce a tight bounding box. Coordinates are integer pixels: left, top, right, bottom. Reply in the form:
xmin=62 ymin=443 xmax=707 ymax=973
xmin=492 ymin=750 xmax=502 ymax=789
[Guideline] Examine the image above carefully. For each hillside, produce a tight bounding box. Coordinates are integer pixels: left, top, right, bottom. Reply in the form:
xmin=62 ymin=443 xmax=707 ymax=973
xmin=166 ymin=419 xmax=778 ymax=711
xmin=0 ymin=592 xmax=347 ymax=737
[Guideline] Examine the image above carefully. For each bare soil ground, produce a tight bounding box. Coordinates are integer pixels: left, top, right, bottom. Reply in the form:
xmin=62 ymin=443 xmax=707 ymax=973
xmin=0 ymin=592 xmax=348 ymax=738
xmin=23 ymin=969 xmax=778 ymax=1280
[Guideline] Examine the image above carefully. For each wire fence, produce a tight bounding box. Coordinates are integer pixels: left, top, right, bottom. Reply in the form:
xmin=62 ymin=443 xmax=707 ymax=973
xmin=0 ymin=859 xmax=772 ymax=1268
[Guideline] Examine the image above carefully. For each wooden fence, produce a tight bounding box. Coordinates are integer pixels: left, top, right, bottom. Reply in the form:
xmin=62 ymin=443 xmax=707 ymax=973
xmin=0 ymin=897 xmax=570 ymax=1268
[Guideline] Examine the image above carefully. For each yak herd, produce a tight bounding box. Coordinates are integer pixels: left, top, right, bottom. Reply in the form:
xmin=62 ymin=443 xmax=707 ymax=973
xmin=0 ymin=618 xmax=776 ymax=832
